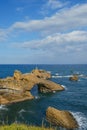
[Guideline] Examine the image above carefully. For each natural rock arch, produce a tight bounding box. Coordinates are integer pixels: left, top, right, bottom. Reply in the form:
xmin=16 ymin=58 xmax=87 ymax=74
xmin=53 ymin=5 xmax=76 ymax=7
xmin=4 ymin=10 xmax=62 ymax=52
xmin=0 ymin=69 xmax=64 ymax=105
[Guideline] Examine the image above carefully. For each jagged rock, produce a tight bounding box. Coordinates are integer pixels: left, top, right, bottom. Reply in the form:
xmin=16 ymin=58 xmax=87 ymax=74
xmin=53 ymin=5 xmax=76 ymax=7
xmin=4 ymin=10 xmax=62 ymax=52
xmin=0 ymin=69 xmax=64 ymax=105
xmin=46 ymin=107 xmax=79 ymax=129
xmin=38 ymin=80 xmax=64 ymax=93
xmin=13 ymin=70 xmax=22 ymax=80
xmin=69 ymin=74 xmax=78 ymax=81
xmin=32 ymin=69 xmax=51 ymax=79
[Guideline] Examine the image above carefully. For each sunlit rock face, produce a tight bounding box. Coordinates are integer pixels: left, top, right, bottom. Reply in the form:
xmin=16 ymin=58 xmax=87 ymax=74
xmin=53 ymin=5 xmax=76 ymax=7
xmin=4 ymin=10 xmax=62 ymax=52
xmin=46 ymin=107 xmax=79 ymax=129
xmin=69 ymin=74 xmax=78 ymax=81
xmin=0 ymin=69 xmax=64 ymax=105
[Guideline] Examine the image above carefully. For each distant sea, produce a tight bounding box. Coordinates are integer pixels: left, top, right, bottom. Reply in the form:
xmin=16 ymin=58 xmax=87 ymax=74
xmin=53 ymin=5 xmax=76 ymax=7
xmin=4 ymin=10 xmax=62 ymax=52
xmin=0 ymin=64 xmax=87 ymax=130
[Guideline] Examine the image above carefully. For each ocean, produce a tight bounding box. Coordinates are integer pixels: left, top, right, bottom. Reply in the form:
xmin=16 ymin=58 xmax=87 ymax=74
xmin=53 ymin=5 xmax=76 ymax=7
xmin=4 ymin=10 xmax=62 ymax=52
xmin=0 ymin=64 xmax=87 ymax=130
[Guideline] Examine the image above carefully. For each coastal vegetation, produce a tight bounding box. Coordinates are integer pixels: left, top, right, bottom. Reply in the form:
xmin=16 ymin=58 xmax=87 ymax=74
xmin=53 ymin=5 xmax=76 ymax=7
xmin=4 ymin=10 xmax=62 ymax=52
xmin=0 ymin=124 xmax=54 ymax=130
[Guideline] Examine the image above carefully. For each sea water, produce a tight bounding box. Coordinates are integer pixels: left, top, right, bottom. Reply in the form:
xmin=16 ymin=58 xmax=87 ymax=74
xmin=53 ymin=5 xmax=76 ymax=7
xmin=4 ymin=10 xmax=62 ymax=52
xmin=0 ymin=64 xmax=87 ymax=130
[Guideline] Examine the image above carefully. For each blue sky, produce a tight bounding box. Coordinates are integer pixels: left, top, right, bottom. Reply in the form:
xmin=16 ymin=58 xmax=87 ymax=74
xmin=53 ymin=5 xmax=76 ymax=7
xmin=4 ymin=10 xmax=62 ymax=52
xmin=0 ymin=0 xmax=87 ymax=64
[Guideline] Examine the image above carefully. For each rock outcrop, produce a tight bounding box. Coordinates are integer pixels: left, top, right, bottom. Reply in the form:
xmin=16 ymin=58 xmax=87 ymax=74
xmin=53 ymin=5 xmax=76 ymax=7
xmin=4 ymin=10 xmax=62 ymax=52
xmin=69 ymin=74 xmax=78 ymax=81
xmin=0 ymin=69 xmax=64 ymax=105
xmin=46 ymin=107 xmax=79 ymax=129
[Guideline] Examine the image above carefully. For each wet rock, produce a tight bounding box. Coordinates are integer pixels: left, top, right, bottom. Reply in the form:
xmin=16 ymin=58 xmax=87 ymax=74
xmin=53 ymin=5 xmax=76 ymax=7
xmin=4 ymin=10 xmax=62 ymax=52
xmin=69 ymin=74 xmax=78 ymax=81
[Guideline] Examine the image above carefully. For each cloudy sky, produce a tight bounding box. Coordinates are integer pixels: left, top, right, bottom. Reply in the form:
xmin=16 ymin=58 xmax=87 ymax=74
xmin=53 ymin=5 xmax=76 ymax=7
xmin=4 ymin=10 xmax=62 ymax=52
xmin=0 ymin=0 xmax=87 ymax=64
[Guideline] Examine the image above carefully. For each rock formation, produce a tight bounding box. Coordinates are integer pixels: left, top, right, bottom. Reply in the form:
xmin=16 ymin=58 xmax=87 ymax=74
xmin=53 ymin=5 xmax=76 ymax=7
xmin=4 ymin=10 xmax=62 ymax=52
xmin=0 ymin=69 xmax=64 ymax=105
xmin=46 ymin=107 xmax=79 ymax=129
xmin=69 ymin=74 xmax=78 ymax=81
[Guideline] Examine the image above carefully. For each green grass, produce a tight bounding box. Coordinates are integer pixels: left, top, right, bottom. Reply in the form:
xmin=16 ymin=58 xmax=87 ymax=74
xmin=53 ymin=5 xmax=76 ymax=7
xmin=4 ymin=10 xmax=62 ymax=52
xmin=0 ymin=124 xmax=54 ymax=130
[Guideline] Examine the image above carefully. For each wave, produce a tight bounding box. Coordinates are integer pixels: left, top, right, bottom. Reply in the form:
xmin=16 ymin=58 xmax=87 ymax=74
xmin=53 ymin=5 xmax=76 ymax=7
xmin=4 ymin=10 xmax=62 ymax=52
xmin=61 ymin=85 xmax=68 ymax=90
xmin=35 ymin=96 xmax=40 ymax=99
xmin=53 ymin=91 xmax=56 ymax=93
xmin=0 ymin=105 xmax=8 ymax=111
xmin=52 ymin=75 xmax=72 ymax=78
xmin=71 ymin=111 xmax=87 ymax=130
xmin=18 ymin=109 xmax=26 ymax=114
xmin=52 ymin=73 xmax=87 ymax=79
xmin=55 ymin=73 xmax=59 ymax=76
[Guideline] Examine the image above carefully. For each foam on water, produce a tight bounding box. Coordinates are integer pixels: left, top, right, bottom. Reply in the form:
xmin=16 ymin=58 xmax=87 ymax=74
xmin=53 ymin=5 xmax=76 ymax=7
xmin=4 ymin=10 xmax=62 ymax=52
xmin=18 ymin=109 xmax=26 ymax=113
xmin=0 ymin=105 xmax=8 ymax=111
xmin=55 ymin=73 xmax=59 ymax=76
xmin=35 ymin=96 xmax=40 ymax=99
xmin=52 ymin=75 xmax=73 ymax=78
xmin=52 ymin=75 xmax=59 ymax=78
xmin=53 ymin=91 xmax=56 ymax=93
xmin=71 ymin=111 xmax=87 ymax=130
xmin=61 ymin=85 xmax=68 ymax=90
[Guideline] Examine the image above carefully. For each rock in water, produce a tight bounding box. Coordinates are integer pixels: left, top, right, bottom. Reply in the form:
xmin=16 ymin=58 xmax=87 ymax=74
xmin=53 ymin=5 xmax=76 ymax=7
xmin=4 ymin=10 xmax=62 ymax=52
xmin=0 ymin=69 xmax=64 ymax=105
xmin=46 ymin=107 xmax=79 ymax=129
xmin=69 ymin=74 xmax=78 ymax=81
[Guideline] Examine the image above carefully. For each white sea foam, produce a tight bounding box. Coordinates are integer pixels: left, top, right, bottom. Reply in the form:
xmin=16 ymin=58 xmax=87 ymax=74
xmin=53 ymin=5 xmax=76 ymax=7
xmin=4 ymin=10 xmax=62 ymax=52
xmin=35 ymin=96 xmax=40 ymax=99
xmin=18 ymin=109 xmax=26 ymax=113
xmin=53 ymin=91 xmax=56 ymax=93
xmin=52 ymin=75 xmax=73 ymax=78
xmin=0 ymin=105 xmax=8 ymax=111
xmin=71 ymin=111 xmax=87 ymax=130
xmin=52 ymin=75 xmax=59 ymax=78
xmin=61 ymin=85 xmax=68 ymax=90
xmin=55 ymin=73 xmax=59 ymax=76
xmin=47 ymin=71 xmax=51 ymax=74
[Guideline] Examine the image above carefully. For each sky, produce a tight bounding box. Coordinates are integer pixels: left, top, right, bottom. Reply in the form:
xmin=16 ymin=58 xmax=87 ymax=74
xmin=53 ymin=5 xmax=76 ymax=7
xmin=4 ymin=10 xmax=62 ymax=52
xmin=0 ymin=0 xmax=87 ymax=64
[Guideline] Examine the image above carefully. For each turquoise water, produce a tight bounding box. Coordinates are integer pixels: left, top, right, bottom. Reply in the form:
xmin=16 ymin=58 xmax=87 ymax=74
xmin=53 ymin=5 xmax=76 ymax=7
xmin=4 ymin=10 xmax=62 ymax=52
xmin=0 ymin=64 xmax=87 ymax=130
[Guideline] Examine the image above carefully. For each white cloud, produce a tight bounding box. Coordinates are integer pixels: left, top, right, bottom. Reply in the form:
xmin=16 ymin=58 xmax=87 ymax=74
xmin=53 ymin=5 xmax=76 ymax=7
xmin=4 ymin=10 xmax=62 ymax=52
xmin=0 ymin=3 xmax=87 ymax=41
xmin=0 ymin=29 xmax=8 ymax=41
xmin=16 ymin=30 xmax=87 ymax=53
xmin=47 ymin=0 xmax=66 ymax=9
xmin=9 ymin=3 xmax=87 ymax=35
xmin=13 ymin=30 xmax=87 ymax=64
xmin=40 ymin=0 xmax=67 ymax=15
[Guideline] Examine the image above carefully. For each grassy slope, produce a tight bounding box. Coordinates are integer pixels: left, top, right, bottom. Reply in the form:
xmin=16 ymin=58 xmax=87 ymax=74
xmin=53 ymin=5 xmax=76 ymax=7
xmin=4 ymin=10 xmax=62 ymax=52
xmin=0 ymin=124 xmax=54 ymax=130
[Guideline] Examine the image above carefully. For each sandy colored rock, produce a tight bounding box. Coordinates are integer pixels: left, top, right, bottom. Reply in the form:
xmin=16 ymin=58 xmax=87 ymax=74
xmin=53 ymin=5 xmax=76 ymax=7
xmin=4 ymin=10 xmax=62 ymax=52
xmin=46 ymin=107 xmax=79 ymax=129
xmin=69 ymin=74 xmax=78 ymax=81
xmin=13 ymin=70 xmax=22 ymax=80
xmin=0 ymin=69 xmax=64 ymax=105
xmin=32 ymin=68 xmax=51 ymax=79
xmin=0 ymin=96 xmax=9 ymax=104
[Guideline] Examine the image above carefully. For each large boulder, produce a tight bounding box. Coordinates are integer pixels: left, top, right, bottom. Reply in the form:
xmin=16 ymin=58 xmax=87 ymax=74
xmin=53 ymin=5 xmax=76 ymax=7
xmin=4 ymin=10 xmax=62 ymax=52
xmin=46 ymin=107 xmax=79 ymax=129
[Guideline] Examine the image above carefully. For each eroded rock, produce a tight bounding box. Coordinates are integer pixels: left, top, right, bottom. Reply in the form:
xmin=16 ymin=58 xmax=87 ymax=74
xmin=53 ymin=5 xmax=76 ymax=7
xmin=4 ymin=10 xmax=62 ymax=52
xmin=69 ymin=74 xmax=78 ymax=81
xmin=46 ymin=107 xmax=79 ymax=129
xmin=0 ymin=69 xmax=64 ymax=105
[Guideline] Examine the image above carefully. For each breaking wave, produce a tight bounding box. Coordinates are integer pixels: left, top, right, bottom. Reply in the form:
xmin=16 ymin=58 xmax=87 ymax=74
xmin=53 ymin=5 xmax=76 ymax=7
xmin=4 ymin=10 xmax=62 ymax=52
xmin=61 ymin=85 xmax=68 ymax=90
xmin=52 ymin=75 xmax=72 ymax=78
xmin=0 ymin=105 xmax=8 ymax=111
xmin=71 ymin=111 xmax=87 ymax=130
xmin=18 ymin=109 xmax=26 ymax=114
xmin=35 ymin=96 xmax=40 ymax=99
